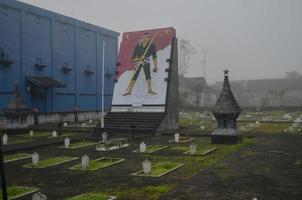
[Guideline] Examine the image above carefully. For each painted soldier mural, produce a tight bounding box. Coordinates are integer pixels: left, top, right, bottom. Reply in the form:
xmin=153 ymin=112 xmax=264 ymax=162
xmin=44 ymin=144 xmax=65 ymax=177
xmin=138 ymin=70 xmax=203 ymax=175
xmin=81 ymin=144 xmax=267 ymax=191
xmin=123 ymin=32 xmax=158 ymax=96
xmin=112 ymin=27 xmax=176 ymax=112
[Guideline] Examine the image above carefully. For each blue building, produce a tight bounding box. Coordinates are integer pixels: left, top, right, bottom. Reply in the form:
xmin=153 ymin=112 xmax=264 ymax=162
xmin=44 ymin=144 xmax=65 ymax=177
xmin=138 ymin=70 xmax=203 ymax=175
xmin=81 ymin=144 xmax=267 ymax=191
xmin=0 ymin=0 xmax=119 ymax=113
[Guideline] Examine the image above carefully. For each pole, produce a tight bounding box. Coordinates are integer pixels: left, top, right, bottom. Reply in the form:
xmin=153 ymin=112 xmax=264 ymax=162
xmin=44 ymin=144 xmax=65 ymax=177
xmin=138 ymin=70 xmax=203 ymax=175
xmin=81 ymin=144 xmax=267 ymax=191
xmin=101 ymin=40 xmax=105 ymax=128
xmin=0 ymin=131 xmax=8 ymax=200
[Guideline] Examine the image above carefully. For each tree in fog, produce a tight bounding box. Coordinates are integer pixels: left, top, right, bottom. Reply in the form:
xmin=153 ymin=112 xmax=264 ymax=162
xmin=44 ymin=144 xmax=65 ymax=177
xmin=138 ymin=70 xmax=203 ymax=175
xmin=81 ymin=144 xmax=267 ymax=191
xmin=178 ymin=38 xmax=196 ymax=76
xmin=179 ymin=89 xmax=189 ymax=109
xmin=194 ymin=82 xmax=203 ymax=107
xmin=265 ymin=89 xmax=287 ymax=107
xmin=285 ymin=70 xmax=301 ymax=79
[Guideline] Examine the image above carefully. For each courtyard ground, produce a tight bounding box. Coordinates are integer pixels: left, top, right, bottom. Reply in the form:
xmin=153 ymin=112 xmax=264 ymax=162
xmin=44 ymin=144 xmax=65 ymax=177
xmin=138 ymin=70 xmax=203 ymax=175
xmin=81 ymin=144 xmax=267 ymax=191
xmin=2 ymin=111 xmax=302 ymax=200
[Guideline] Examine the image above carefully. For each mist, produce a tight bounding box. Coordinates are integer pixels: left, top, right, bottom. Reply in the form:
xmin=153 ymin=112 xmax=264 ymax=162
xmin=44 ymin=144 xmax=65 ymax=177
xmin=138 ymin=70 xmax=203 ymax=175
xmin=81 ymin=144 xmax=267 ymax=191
xmin=19 ymin=0 xmax=302 ymax=84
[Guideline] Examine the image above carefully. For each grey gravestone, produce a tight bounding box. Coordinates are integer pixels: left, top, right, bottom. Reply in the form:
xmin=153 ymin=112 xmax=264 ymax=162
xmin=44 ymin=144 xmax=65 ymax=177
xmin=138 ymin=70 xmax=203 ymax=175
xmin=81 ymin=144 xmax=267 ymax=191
xmin=32 ymin=192 xmax=47 ymax=200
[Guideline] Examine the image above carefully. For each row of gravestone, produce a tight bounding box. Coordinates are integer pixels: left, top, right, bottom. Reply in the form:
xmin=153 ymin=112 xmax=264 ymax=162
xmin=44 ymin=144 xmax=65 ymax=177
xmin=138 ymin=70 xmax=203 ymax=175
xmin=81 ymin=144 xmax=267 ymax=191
xmin=1 ymin=129 xmax=107 ymax=146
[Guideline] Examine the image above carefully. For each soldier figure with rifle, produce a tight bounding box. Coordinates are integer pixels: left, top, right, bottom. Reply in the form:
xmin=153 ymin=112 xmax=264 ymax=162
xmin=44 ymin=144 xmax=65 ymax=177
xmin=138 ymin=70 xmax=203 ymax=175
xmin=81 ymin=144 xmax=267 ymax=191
xmin=123 ymin=32 xmax=158 ymax=96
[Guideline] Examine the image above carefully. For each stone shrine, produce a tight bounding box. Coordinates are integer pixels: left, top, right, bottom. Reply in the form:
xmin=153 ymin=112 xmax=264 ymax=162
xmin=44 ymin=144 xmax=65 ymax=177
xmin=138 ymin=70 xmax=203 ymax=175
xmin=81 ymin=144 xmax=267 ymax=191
xmin=211 ymin=69 xmax=242 ymax=144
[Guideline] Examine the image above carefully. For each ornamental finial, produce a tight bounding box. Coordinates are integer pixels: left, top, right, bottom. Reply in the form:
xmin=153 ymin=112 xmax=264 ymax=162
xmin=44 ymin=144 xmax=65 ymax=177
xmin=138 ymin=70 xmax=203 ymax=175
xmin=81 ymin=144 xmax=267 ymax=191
xmin=224 ymin=69 xmax=229 ymax=76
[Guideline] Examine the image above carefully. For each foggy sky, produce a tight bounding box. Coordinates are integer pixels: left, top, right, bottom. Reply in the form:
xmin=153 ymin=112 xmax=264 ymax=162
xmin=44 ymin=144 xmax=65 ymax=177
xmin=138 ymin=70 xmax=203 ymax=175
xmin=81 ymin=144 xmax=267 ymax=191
xmin=19 ymin=0 xmax=302 ymax=84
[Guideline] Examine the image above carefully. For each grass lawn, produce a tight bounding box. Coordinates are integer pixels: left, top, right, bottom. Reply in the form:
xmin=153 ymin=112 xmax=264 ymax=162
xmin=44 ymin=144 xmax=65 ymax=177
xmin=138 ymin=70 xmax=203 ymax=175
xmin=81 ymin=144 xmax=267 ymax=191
xmin=4 ymin=153 xmax=31 ymax=163
xmin=104 ymin=184 xmax=174 ymax=200
xmin=69 ymin=157 xmax=125 ymax=171
xmin=66 ymin=193 xmax=116 ymax=200
xmin=7 ymin=131 xmax=80 ymax=145
xmin=8 ymin=138 xmax=34 ymax=145
xmin=183 ymin=147 xmax=217 ymax=156
xmin=169 ymin=136 xmax=194 ymax=143
xmin=60 ymin=141 xmax=97 ymax=149
xmin=47 ymin=132 xmax=79 ymax=138
xmin=132 ymin=161 xmax=184 ymax=177
xmin=23 ymin=156 xmax=78 ymax=168
xmin=249 ymin=122 xmax=290 ymax=133
xmin=133 ymin=145 xmax=168 ymax=153
xmin=0 ymin=186 xmax=39 ymax=200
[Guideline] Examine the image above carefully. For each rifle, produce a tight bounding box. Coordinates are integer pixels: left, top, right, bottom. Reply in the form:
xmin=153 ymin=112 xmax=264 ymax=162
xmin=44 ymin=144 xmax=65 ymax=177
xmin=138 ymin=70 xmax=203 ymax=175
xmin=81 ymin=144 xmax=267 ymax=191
xmin=125 ymin=32 xmax=158 ymax=91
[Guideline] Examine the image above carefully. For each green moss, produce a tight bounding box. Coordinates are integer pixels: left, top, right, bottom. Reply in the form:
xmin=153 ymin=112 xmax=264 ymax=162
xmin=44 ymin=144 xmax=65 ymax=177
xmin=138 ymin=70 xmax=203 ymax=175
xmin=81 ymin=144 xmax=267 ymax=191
xmin=23 ymin=156 xmax=78 ymax=168
xmin=4 ymin=153 xmax=31 ymax=163
xmin=0 ymin=186 xmax=38 ymax=200
xmin=66 ymin=193 xmax=112 ymax=200
xmin=70 ymin=157 xmax=125 ymax=171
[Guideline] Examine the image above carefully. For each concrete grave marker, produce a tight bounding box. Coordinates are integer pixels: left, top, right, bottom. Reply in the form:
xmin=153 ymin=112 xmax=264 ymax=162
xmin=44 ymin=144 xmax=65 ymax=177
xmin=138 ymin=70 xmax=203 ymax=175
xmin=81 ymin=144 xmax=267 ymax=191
xmin=2 ymin=133 xmax=8 ymax=145
xmin=52 ymin=130 xmax=57 ymax=137
xmin=174 ymin=133 xmax=180 ymax=142
xmin=32 ymin=192 xmax=47 ymax=200
xmin=64 ymin=137 xmax=70 ymax=148
xmin=189 ymin=143 xmax=197 ymax=155
xmin=29 ymin=130 xmax=34 ymax=137
xmin=32 ymin=152 xmax=39 ymax=166
xmin=102 ymin=132 xmax=108 ymax=143
xmin=81 ymin=154 xmax=89 ymax=170
xmin=142 ymin=159 xmax=151 ymax=174
xmin=139 ymin=142 xmax=146 ymax=153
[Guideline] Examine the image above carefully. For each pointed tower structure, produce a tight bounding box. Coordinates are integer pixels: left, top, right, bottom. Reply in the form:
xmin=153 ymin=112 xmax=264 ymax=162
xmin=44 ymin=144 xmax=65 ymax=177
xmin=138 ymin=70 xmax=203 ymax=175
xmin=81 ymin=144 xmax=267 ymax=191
xmin=4 ymin=81 xmax=30 ymax=122
xmin=211 ymin=69 xmax=242 ymax=144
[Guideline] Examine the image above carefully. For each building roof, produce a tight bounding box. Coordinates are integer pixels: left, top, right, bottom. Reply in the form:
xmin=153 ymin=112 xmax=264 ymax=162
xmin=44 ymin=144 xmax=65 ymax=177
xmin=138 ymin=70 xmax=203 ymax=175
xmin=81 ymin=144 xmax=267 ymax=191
xmin=212 ymin=70 xmax=241 ymax=114
xmin=179 ymin=75 xmax=215 ymax=93
xmin=211 ymin=77 xmax=302 ymax=94
xmin=26 ymin=76 xmax=65 ymax=88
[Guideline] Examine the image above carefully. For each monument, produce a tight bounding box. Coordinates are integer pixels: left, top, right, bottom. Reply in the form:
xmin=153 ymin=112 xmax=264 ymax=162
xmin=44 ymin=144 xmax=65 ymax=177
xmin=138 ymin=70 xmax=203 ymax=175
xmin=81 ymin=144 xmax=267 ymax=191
xmin=211 ymin=69 xmax=242 ymax=144
xmin=4 ymin=81 xmax=30 ymax=124
xmin=95 ymin=27 xmax=179 ymax=137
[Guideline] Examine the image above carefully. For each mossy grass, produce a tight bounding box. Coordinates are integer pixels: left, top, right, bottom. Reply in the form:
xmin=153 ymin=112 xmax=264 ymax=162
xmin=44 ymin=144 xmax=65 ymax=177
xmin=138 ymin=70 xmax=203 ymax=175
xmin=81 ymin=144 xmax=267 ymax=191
xmin=8 ymin=138 xmax=34 ymax=145
xmin=131 ymin=161 xmax=184 ymax=177
xmin=8 ymin=131 xmax=79 ymax=145
xmin=183 ymin=147 xmax=217 ymax=156
xmin=69 ymin=157 xmax=125 ymax=171
xmin=168 ymin=136 xmax=194 ymax=143
xmin=0 ymin=186 xmax=39 ymax=200
xmin=104 ymin=184 xmax=174 ymax=200
xmin=67 ymin=124 xmax=96 ymax=128
xmin=59 ymin=141 xmax=97 ymax=149
xmin=147 ymin=138 xmax=254 ymax=179
xmin=133 ymin=145 xmax=168 ymax=153
xmin=65 ymin=193 xmax=116 ymax=200
xmin=249 ymin=122 xmax=289 ymax=134
xmin=47 ymin=132 xmax=79 ymax=138
xmin=23 ymin=156 xmax=78 ymax=168
xmin=4 ymin=153 xmax=31 ymax=163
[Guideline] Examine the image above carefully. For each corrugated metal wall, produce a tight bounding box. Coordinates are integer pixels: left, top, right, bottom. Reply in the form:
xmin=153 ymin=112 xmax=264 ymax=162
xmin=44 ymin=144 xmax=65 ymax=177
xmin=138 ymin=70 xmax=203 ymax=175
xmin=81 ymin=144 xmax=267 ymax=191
xmin=0 ymin=0 xmax=119 ymax=112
